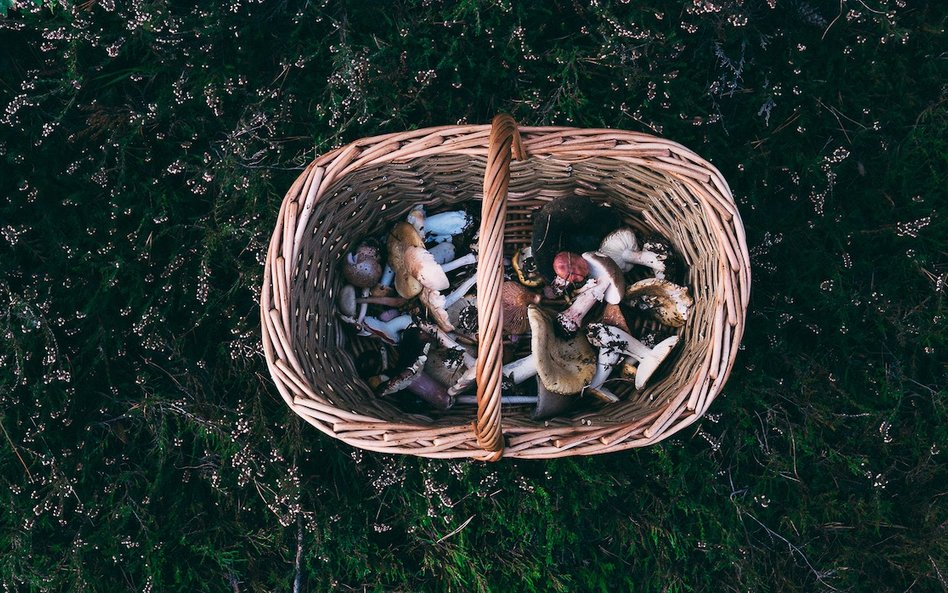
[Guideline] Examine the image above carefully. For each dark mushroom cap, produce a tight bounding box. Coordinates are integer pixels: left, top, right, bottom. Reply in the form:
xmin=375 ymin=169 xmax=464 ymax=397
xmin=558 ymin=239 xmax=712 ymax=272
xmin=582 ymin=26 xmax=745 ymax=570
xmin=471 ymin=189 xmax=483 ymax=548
xmin=343 ymin=241 xmax=383 ymax=288
xmin=531 ymin=196 xmax=621 ymax=282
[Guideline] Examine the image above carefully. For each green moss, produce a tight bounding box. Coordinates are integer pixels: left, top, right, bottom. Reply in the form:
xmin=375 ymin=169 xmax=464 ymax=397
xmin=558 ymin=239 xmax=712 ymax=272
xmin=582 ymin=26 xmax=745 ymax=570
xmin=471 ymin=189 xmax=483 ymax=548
xmin=1 ymin=1 xmax=946 ymax=591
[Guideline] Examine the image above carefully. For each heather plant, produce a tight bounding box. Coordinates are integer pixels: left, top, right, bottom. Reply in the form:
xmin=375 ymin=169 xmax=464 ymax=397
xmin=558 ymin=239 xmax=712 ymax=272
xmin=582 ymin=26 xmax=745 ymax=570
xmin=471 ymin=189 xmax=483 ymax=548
xmin=0 ymin=1 xmax=945 ymax=591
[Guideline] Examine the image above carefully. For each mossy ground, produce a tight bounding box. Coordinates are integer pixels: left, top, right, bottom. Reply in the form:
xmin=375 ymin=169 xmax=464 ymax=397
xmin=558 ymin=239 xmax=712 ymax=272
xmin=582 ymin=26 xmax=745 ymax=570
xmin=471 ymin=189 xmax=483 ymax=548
xmin=1 ymin=1 xmax=945 ymax=591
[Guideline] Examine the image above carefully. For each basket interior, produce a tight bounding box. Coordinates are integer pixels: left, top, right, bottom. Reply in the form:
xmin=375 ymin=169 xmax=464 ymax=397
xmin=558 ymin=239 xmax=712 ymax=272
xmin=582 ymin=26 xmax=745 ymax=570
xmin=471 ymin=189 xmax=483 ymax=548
xmin=291 ymin=153 xmax=719 ymax=429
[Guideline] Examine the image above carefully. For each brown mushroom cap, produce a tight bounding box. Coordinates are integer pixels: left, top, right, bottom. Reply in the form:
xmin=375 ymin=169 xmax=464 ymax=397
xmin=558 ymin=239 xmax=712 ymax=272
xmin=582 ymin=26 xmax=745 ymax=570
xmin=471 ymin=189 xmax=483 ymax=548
xmin=387 ymin=222 xmax=425 ymax=298
xmin=600 ymin=302 xmax=631 ymax=334
xmin=624 ymin=278 xmax=693 ymax=327
xmin=502 ymin=281 xmax=541 ymax=335
xmin=528 ymin=306 xmax=596 ymax=396
xmin=343 ymin=241 xmax=383 ymax=288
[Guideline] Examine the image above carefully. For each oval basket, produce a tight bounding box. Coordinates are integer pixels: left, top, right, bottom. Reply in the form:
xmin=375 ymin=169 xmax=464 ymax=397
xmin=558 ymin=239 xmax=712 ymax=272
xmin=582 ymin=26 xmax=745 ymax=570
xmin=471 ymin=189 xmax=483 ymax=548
xmin=261 ymin=115 xmax=750 ymax=460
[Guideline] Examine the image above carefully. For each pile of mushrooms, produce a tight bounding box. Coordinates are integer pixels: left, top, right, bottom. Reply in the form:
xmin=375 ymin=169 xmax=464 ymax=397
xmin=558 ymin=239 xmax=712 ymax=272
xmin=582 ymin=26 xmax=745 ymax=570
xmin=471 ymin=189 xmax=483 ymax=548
xmin=338 ymin=206 xmax=480 ymax=411
xmin=339 ymin=197 xmax=693 ymax=420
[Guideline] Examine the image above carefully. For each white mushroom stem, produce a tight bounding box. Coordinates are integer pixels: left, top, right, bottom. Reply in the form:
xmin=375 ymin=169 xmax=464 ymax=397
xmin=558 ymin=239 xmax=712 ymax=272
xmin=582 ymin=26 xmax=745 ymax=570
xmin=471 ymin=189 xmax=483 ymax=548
xmin=356 ymin=288 xmax=369 ymax=325
xmin=501 ymin=354 xmax=538 ymax=384
xmin=447 ymin=365 xmax=477 ymax=396
xmin=588 ymin=347 xmax=623 ymax=391
xmin=586 ymin=323 xmax=679 ymax=390
xmin=363 ymin=314 xmax=412 ymax=344
xmin=583 ymin=346 xmax=623 ymax=403
xmin=556 ymin=279 xmax=608 ymax=335
xmin=380 ymin=265 xmax=395 ymax=288
xmin=441 ymin=252 xmax=477 ymax=273
xmin=443 ymin=274 xmax=477 ymax=308
xmin=455 ymin=395 xmax=538 ymax=405
xmin=586 ymin=384 xmax=620 ymax=403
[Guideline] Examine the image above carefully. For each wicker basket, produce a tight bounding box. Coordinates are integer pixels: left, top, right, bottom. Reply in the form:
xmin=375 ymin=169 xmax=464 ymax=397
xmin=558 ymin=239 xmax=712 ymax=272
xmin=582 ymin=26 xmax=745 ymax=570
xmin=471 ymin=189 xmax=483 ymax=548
xmin=261 ymin=115 xmax=750 ymax=460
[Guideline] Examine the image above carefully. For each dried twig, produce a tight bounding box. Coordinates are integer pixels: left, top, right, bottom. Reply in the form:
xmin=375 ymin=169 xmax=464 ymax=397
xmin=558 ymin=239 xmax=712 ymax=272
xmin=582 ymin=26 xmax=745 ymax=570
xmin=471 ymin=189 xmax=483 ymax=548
xmin=436 ymin=515 xmax=474 ymax=544
xmin=0 ymin=417 xmax=32 ymax=482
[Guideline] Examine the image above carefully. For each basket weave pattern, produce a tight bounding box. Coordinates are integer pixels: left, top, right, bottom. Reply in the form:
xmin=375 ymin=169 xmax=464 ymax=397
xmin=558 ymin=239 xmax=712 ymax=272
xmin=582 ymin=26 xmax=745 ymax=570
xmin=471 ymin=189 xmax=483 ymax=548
xmin=261 ymin=116 xmax=750 ymax=460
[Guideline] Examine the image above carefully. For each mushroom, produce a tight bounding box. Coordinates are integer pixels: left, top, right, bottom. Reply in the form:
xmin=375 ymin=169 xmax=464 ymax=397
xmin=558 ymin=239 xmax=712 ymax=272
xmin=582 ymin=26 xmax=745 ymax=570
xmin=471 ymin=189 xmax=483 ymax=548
xmin=342 ymin=239 xmax=383 ymax=288
xmin=363 ymin=314 xmax=412 ymax=344
xmin=416 ymin=321 xmax=478 ymax=395
xmin=528 ymin=306 xmax=596 ymax=396
xmin=532 ymin=381 xmax=579 ymax=420
xmin=414 ymin=272 xmax=475 ymax=335
xmin=377 ymin=308 xmax=402 ymax=322
xmin=556 ymin=251 xmax=626 ymax=336
xmin=424 ymin=343 xmax=476 ymax=389
xmin=582 ymin=329 xmax=627 ymax=403
xmin=442 ymin=253 xmax=476 ymax=273
xmin=375 ymin=265 xmax=396 ymax=293
xmin=423 ymin=210 xmax=474 ymax=243
xmin=387 ymin=222 xmax=425 ymax=298
xmin=405 ymin=246 xmax=450 ymax=292
xmin=547 ymin=251 xmax=589 ymax=296
xmin=600 ymin=302 xmax=631 ymax=335
xmin=337 ymin=284 xmax=358 ymax=322
xmin=512 ymin=246 xmax=543 ymax=287
xmin=337 ymin=284 xmax=372 ymax=334
xmin=406 ymin=205 xmax=426 ymax=234
xmin=502 ymin=281 xmax=541 ymax=335
xmin=428 ymin=241 xmax=456 ymax=265
xmin=599 ymin=228 xmax=667 ymax=278
xmin=446 ymin=296 xmax=478 ymax=335
xmin=378 ymin=328 xmax=453 ymax=410
xmin=501 ymin=353 xmax=538 ymax=385
xmin=456 ymin=395 xmax=539 ymax=405
xmin=625 ymin=278 xmax=693 ymax=327
xmin=419 ymin=287 xmax=454 ymax=332
xmin=585 ymin=323 xmax=678 ymax=389
xmin=531 ymin=196 xmax=621 ymax=282
xmin=443 ymin=274 xmax=477 ymax=309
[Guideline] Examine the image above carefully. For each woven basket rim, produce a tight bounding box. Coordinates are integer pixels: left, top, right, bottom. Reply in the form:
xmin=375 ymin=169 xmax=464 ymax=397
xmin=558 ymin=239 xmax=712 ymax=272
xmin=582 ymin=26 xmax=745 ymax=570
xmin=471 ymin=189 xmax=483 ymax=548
xmin=261 ymin=119 xmax=750 ymax=460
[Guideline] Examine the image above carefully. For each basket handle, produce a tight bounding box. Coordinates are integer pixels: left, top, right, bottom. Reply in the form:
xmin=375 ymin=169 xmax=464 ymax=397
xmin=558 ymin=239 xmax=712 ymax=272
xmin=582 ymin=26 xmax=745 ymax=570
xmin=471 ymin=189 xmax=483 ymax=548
xmin=473 ymin=114 xmax=525 ymax=460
